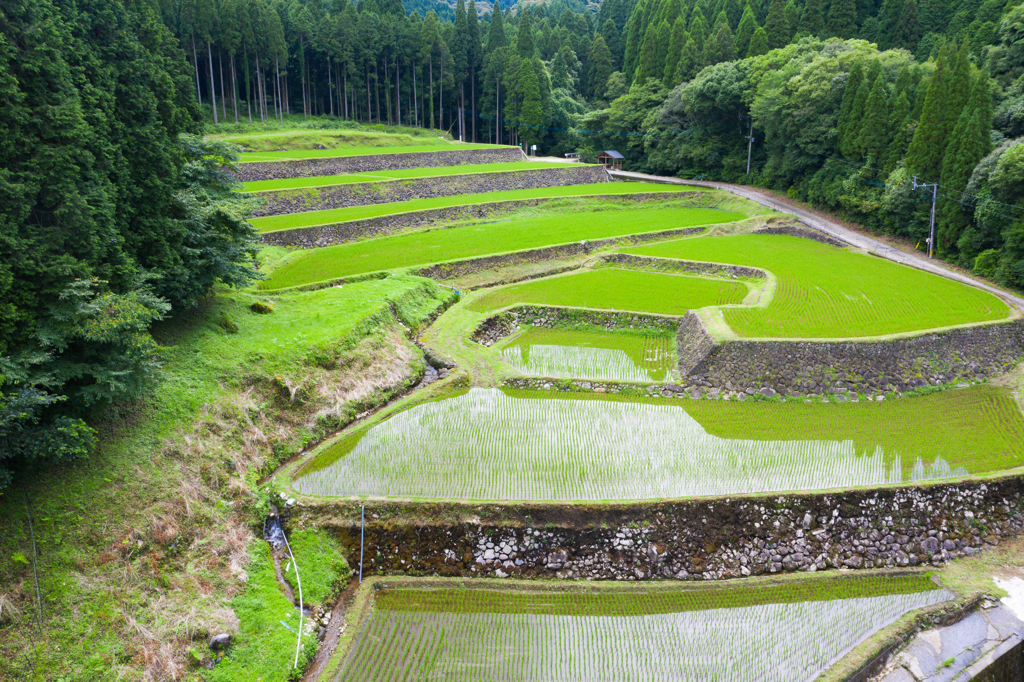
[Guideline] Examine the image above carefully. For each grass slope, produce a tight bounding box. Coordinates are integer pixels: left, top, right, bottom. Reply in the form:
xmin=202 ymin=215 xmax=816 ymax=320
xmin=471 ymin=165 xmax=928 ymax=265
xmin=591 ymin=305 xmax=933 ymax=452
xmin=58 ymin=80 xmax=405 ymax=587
xmin=469 ymin=268 xmax=748 ymax=315
xmin=251 ymin=183 xmax=706 ymax=233
xmin=626 ymin=234 xmax=1010 ymax=338
xmin=262 ymin=206 xmax=746 ymax=290
xmin=241 ymin=161 xmax=584 ymax=192
xmin=0 ymin=275 xmax=451 ymax=681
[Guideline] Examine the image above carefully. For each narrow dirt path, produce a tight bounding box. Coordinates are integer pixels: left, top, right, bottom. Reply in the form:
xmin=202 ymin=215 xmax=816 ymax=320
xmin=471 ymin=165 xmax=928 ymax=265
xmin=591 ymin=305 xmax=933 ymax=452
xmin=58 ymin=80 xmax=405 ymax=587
xmin=609 ymin=170 xmax=1024 ymax=314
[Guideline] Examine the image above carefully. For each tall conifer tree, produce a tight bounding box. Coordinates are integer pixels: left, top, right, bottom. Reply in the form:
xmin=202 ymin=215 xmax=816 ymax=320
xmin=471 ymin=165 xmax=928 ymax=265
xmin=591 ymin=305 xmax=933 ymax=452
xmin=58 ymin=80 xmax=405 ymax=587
xmin=735 ymin=3 xmax=760 ymax=56
xmin=764 ymin=0 xmax=789 ymax=48
xmin=747 ymin=26 xmax=770 ymax=55
xmin=800 ymin=0 xmax=826 ymax=36
xmin=827 ymin=0 xmax=858 ymax=38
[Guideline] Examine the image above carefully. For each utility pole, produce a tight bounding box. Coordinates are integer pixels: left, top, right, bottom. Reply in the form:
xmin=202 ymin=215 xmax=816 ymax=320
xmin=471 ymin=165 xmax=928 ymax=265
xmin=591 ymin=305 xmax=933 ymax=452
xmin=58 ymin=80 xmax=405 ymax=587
xmin=912 ymin=176 xmax=939 ymax=259
xmin=740 ymin=111 xmax=755 ymax=175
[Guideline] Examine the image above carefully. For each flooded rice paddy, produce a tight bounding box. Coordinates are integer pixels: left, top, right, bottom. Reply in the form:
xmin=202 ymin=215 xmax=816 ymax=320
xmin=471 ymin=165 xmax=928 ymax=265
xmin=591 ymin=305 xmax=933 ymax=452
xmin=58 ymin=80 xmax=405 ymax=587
xmin=338 ymin=576 xmax=951 ymax=681
xmin=499 ymin=329 xmax=677 ymax=383
xmin=294 ymin=386 xmax=1024 ymax=501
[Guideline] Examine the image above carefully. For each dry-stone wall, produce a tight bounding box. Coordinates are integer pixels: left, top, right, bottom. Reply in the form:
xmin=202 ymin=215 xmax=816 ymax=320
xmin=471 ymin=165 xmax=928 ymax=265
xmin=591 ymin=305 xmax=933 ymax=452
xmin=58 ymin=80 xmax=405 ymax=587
xmin=235 ymin=147 xmax=526 ymax=181
xmin=602 ymin=253 xmax=766 ymax=280
xmin=252 ymin=166 xmax=608 ymax=216
xmin=305 ymin=475 xmax=1024 ymax=582
xmin=682 ymin=318 xmax=1024 ymax=399
xmin=472 ymin=305 xmax=678 ymax=347
xmin=677 ymin=312 xmax=717 ymax=375
xmin=261 ymin=193 xmax=699 ymax=250
xmin=752 ymin=223 xmax=847 ymax=248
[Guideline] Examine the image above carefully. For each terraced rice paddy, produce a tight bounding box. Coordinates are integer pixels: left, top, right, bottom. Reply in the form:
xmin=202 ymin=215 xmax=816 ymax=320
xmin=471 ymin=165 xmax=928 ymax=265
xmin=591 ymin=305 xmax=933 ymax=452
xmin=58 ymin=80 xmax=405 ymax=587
xmin=499 ymin=328 xmax=677 ymax=382
xmin=338 ymin=576 xmax=951 ymax=681
xmin=294 ymin=386 xmax=1024 ymax=501
xmin=262 ymin=206 xmax=744 ymax=290
xmin=626 ymin=234 xmax=1010 ymax=338
xmin=469 ymin=268 xmax=748 ymax=315
xmin=251 ymin=183 xmax=707 ymax=233
xmin=237 ymin=142 xmax=499 ymax=161
xmin=240 ymin=161 xmax=582 ymax=192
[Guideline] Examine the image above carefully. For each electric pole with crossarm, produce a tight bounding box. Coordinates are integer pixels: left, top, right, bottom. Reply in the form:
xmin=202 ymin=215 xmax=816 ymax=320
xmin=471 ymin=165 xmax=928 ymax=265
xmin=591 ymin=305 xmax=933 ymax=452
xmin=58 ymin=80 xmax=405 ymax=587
xmin=912 ymin=176 xmax=938 ymax=259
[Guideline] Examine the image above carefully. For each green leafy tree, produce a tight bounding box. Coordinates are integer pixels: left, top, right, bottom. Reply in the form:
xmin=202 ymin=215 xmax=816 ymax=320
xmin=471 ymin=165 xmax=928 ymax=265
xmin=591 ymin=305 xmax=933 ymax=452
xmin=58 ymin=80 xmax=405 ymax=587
xmin=705 ymin=11 xmax=739 ymax=65
xmin=855 ymin=73 xmax=891 ymax=162
xmin=885 ymin=90 xmax=913 ymax=171
xmin=905 ymin=43 xmax=954 ymax=182
xmin=587 ymin=34 xmax=615 ymax=99
xmin=675 ymin=35 xmax=703 ymax=81
xmin=664 ymin=17 xmax=689 ymax=86
xmin=891 ymin=0 xmax=921 ymax=51
xmin=747 ymin=25 xmax=770 ymax=56
xmin=800 ymin=0 xmax=826 ymax=37
xmin=516 ymin=56 xmax=545 ymax=148
xmin=735 ymin=3 xmax=760 ymax=56
xmin=601 ymin=19 xmax=624 ymax=68
xmin=827 ymin=0 xmax=858 ymax=38
xmin=842 ymin=71 xmax=872 ymax=157
xmin=0 ymin=389 xmax=96 ymax=489
xmin=517 ymin=9 xmax=536 ymax=57
xmin=764 ymin=0 xmax=790 ymax=48
xmin=837 ymin=61 xmax=865 ymax=155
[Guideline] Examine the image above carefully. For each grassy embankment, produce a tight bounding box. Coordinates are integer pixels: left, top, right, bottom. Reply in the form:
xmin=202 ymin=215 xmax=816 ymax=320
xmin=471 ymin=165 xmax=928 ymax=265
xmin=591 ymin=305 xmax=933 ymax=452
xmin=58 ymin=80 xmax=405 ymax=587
xmin=240 ymin=161 xmax=587 ymax=192
xmin=627 ymin=233 xmax=1011 ymax=338
xmin=250 ymin=182 xmax=707 ymax=233
xmin=262 ymin=205 xmax=746 ymax=290
xmin=237 ymin=142 xmax=500 ymax=161
xmin=0 ymin=275 xmax=455 ymax=682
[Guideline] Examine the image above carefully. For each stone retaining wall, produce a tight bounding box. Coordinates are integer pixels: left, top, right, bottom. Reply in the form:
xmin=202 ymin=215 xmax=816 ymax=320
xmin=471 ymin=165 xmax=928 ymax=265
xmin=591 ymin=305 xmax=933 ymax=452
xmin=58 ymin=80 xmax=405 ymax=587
xmin=417 ymin=223 xmax=707 ymax=280
xmin=235 ymin=147 xmax=527 ymax=181
xmin=683 ymin=318 xmax=1024 ymax=399
xmin=261 ymin=193 xmax=700 ymax=249
xmin=753 ymin=224 xmax=847 ymax=248
xmin=602 ymin=253 xmax=766 ymax=280
xmin=677 ymin=311 xmax=717 ymax=375
xmin=472 ymin=305 xmax=678 ymax=347
xmin=251 ymin=166 xmax=608 ymax=216
xmin=300 ymin=475 xmax=1024 ymax=582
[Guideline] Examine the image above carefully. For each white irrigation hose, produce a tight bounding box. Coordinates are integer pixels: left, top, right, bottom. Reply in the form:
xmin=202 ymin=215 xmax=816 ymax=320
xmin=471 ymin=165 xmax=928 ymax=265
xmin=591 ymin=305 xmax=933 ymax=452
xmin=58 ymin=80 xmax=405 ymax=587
xmin=280 ymin=529 xmax=304 ymax=669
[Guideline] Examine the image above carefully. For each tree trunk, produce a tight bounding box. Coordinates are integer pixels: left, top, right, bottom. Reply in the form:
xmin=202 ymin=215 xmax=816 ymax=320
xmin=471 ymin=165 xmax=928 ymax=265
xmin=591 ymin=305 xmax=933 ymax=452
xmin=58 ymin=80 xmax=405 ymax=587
xmin=343 ymin=70 xmax=348 ymax=118
xmin=366 ymin=66 xmax=371 ymax=124
xmin=496 ymin=78 xmax=500 ymax=144
xmin=440 ymin=59 xmax=444 ymax=133
xmin=219 ymin=48 xmax=227 ymax=121
xmin=230 ymin=54 xmax=239 ymax=123
xmin=396 ymin=59 xmax=401 ymax=126
xmin=471 ymin=66 xmax=476 ymax=142
xmin=327 ymin=59 xmax=334 ymax=117
xmin=276 ymin=57 xmax=284 ymax=124
xmin=383 ymin=59 xmax=391 ymax=125
xmin=243 ymin=48 xmax=252 ymax=123
xmin=429 ymin=56 xmax=434 ymax=130
xmin=192 ymin=35 xmax=202 ymax=106
xmin=207 ymin=41 xmax=218 ymax=124
xmin=412 ymin=64 xmax=417 ymax=128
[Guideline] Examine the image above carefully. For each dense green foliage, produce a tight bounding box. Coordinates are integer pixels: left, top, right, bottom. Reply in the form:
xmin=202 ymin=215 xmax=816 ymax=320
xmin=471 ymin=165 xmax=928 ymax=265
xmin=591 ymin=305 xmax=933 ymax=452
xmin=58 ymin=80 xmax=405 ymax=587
xmin=0 ymin=0 xmax=260 ymax=487
xmin=156 ymin=0 xmax=1024 ymax=286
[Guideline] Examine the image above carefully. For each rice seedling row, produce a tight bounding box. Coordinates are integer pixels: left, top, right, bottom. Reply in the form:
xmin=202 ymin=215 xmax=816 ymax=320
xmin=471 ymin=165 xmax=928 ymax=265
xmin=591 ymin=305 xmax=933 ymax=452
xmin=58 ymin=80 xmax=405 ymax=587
xmin=338 ymin=578 xmax=951 ymax=681
xmin=262 ymin=207 xmax=744 ymax=291
xmin=468 ymin=268 xmax=748 ymax=316
xmin=240 ymin=161 xmax=584 ymax=192
xmin=251 ymin=183 xmax=705 ymax=233
xmin=499 ymin=328 xmax=677 ymax=383
xmin=294 ymin=386 xmax=1024 ymax=501
xmin=625 ymin=234 xmax=1009 ymax=338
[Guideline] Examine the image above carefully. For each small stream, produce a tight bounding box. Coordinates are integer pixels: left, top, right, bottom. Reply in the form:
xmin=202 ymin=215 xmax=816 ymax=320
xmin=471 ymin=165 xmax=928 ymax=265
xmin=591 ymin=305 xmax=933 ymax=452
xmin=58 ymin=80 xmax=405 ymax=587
xmin=264 ymin=511 xmax=312 ymax=616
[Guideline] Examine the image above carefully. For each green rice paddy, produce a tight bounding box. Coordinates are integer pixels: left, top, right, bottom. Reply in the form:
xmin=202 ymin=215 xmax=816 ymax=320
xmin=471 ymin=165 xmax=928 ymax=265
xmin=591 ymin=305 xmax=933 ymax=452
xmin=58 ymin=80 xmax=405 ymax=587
xmin=338 ymin=576 xmax=950 ymax=681
xmin=469 ymin=269 xmax=748 ymax=315
xmin=262 ymin=207 xmax=744 ymax=290
xmin=238 ymin=142 xmax=500 ymax=161
xmin=499 ymin=328 xmax=677 ymax=383
xmin=626 ymin=234 xmax=1010 ymax=338
xmin=294 ymin=385 xmax=1024 ymax=501
xmin=251 ymin=183 xmax=706 ymax=233
xmin=240 ymin=161 xmax=584 ymax=192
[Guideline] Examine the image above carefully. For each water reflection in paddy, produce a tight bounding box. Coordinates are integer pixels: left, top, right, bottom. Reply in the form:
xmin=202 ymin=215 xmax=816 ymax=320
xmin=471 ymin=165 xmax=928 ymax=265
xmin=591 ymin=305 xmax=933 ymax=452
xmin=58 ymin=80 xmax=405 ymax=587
xmin=295 ymin=386 xmax=1024 ymax=501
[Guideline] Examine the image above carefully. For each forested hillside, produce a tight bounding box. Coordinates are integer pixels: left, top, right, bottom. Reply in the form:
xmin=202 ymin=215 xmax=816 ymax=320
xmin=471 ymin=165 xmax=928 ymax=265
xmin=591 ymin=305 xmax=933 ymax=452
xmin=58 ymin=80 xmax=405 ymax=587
xmin=157 ymin=0 xmax=1023 ymax=287
xmin=0 ymin=0 xmax=259 ymax=486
